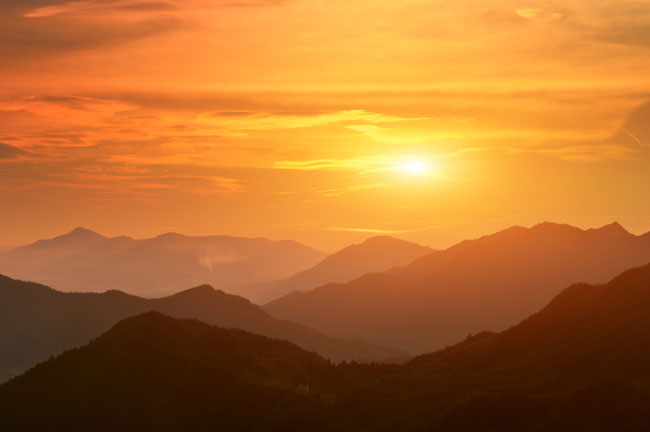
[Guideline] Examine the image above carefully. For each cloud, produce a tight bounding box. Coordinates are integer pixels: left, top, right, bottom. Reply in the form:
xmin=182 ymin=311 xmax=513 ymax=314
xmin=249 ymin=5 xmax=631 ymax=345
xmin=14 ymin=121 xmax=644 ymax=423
xmin=278 ymin=182 xmax=390 ymax=197
xmin=23 ymin=1 xmax=178 ymax=18
xmin=19 ymin=0 xmax=288 ymax=18
xmin=514 ymin=7 xmax=564 ymax=20
xmin=605 ymin=101 xmax=650 ymax=150
xmin=0 ymin=0 xmax=289 ymax=62
xmin=1 ymin=95 xmax=423 ymax=163
xmin=0 ymin=14 xmax=184 ymax=59
xmin=274 ymin=156 xmax=397 ymax=173
xmin=347 ymin=124 xmax=464 ymax=145
xmin=273 ymin=154 xmax=443 ymax=177
xmin=0 ymin=95 xmax=140 ymax=149
xmin=0 ymin=154 xmax=247 ymax=196
xmin=518 ymin=2 xmax=650 ymax=48
xmin=199 ymin=109 xmax=421 ymax=131
xmin=529 ymin=144 xmax=642 ymax=161
xmin=515 ymin=9 xmax=542 ymax=19
xmin=326 ymin=226 xmax=435 ymax=234
xmin=0 ymin=143 xmax=33 ymax=160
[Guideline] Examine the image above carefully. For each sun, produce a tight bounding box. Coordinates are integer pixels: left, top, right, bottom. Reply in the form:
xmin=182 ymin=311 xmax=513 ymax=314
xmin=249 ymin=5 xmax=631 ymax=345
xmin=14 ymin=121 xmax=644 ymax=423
xmin=399 ymin=158 xmax=432 ymax=176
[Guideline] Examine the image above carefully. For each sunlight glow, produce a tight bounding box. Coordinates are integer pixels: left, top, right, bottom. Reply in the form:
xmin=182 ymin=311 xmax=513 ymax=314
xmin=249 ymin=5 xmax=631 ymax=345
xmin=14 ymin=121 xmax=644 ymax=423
xmin=399 ymin=159 xmax=433 ymax=176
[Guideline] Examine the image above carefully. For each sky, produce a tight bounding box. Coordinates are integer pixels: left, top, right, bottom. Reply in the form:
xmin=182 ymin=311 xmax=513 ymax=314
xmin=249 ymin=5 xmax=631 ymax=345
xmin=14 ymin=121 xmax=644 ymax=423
xmin=1 ymin=0 xmax=650 ymax=251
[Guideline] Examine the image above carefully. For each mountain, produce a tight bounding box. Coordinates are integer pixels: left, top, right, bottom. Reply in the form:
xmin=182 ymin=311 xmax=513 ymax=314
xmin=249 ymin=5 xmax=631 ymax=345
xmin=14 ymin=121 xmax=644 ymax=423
xmin=0 ymin=227 xmax=326 ymax=297
xmin=265 ymin=222 xmax=650 ymax=353
xmin=0 ymin=312 xmax=341 ymax=432
xmin=330 ymin=262 xmax=650 ymax=431
xmin=244 ymin=236 xmax=432 ymax=303
xmin=0 ymin=275 xmax=402 ymax=383
xmin=3 ymin=264 xmax=650 ymax=430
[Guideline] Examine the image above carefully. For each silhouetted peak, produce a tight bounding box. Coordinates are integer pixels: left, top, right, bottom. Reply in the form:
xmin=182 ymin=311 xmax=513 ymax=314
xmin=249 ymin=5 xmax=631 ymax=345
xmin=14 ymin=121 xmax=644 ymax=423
xmin=345 ymin=236 xmax=429 ymax=252
xmin=542 ymin=263 xmax=650 ymax=313
xmin=594 ymin=222 xmax=629 ymax=236
xmin=361 ymin=236 xmax=405 ymax=247
xmin=29 ymin=227 xmax=107 ymax=247
xmin=110 ymin=311 xmax=179 ymax=333
xmin=603 ymin=262 xmax=650 ymax=288
xmin=528 ymin=221 xmax=632 ymax=239
xmin=66 ymin=226 xmax=104 ymax=238
xmin=102 ymin=289 xmax=137 ymax=299
xmin=154 ymin=232 xmax=186 ymax=240
xmin=185 ymin=284 xmax=216 ymax=293
xmin=530 ymin=222 xmax=582 ymax=235
xmin=170 ymin=284 xmax=225 ymax=299
xmin=472 ymin=225 xmax=527 ymax=244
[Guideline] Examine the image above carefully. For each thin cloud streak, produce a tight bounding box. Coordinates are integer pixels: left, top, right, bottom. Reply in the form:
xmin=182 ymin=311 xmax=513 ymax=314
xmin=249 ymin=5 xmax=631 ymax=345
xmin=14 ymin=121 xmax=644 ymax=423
xmin=326 ymin=226 xmax=436 ymax=234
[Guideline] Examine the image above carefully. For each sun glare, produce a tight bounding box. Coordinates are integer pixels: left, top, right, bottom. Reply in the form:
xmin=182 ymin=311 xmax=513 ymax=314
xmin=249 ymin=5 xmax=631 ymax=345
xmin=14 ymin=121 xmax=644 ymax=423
xmin=399 ymin=159 xmax=432 ymax=176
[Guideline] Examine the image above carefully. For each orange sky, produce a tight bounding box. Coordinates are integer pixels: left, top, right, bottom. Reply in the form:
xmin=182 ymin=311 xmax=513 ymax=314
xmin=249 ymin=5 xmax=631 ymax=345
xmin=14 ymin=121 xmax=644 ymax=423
xmin=1 ymin=0 xmax=650 ymax=251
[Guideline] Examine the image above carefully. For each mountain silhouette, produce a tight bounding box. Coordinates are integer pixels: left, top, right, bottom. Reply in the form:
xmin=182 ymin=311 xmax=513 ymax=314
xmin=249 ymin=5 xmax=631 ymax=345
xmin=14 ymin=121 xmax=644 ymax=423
xmin=3 ymin=263 xmax=650 ymax=430
xmin=0 ymin=275 xmax=402 ymax=383
xmin=244 ymin=236 xmax=432 ymax=303
xmin=265 ymin=222 xmax=650 ymax=353
xmin=330 ymin=262 xmax=650 ymax=430
xmin=0 ymin=228 xmax=326 ymax=297
xmin=0 ymin=312 xmax=342 ymax=432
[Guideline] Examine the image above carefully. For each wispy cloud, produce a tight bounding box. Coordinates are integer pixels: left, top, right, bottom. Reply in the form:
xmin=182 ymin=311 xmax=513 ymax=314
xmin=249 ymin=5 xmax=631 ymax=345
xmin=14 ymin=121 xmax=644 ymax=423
xmin=531 ymin=144 xmax=642 ymax=161
xmin=276 ymin=182 xmax=390 ymax=197
xmin=326 ymin=226 xmax=435 ymax=234
xmin=0 ymin=158 xmax=247 ymax=196
xmin=514 ymin=8 xmax=563 ymax=20
xmin=1 ymin=5 xmax=185 ymax=60
xmin=0 ymin=143 xmax=34 ymax=160
xmin=21 ymin=0 xmax=284 ymax=18
xmin=199 ymin=109 xmax=421 ymax=131
xmin=347 ymin=124 xmax=464 ymax=145
xmin=515 ymin=9 xmax=542 ymax=19
xmin=274 ymin=155 xmax=411 ymax=174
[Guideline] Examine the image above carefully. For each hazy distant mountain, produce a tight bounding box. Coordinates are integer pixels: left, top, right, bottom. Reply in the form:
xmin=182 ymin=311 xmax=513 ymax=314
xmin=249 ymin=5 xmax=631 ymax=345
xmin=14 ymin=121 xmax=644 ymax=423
xmin=3 ymin=264 xmax=650 ymax=431
xmin=265 ymin=222 xmax=650 ymax=353
xmin=0 ymin=275 xmax=401 ymax=383
xmin=244 ymin=236 xmax=432 ymax=304
xmin=0 ymin=227 xmax=326 ymax=297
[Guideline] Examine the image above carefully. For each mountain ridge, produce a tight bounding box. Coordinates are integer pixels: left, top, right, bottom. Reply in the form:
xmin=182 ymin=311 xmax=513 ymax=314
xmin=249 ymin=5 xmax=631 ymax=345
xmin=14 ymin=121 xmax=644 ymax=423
xmin=4 ymin=263 xmax=650 ymax=430
xmin=244 ymin=235 xmax=431 ymax=304
xmin=265 ymin=222 xmax=650 ymax=353
xmin=0 ymin=274 xmax=402 ymax=383
xmin=0 ymin=228 xmax=327 ymax=297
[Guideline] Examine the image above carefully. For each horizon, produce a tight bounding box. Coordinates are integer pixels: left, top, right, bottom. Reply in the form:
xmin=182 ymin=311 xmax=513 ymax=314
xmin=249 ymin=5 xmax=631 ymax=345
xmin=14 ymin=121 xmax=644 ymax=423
xmin=3 ymin=219 xmax=649 ymax=254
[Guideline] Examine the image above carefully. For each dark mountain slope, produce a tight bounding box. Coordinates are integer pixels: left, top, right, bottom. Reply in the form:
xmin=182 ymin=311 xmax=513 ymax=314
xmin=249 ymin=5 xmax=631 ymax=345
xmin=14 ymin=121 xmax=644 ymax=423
xmin=245 ymin=236 xmax=431 ymax=303
xmin=0 ymin=228 xmax=326 ymax=297
xmin=265 ymin=222 xmax=650 ymax=353
xmin=330 ymin=263 xmax=650 ymax=430
xmin=0 ymin=275 xmax=401 ymax=383
xmin=0 ymin=313 xmax=338 ymax=432
xmin=4 ymin=264 xmax=650 ymax=430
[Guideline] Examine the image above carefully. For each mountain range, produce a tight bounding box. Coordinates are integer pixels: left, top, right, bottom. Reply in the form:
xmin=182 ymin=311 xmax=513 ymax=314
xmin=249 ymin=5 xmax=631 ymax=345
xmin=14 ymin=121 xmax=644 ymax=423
xmin=264 ymin=222 xmax=650 ymax=353
xmin=243 ymin=236 xmax=432 ymax=303
xmin=3 ymin=262 xmax=650 ymax=430
xmin=0 ymin=227 xmax=326 ymax=297
xmin=0 ymin=275 xmax=401 ymax=383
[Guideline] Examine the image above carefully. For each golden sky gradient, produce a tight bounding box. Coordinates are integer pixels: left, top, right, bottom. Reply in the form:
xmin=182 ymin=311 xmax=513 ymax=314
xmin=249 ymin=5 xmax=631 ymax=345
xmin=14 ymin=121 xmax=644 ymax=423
xmin=1 ymin=0 xmax=650 ymax=251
